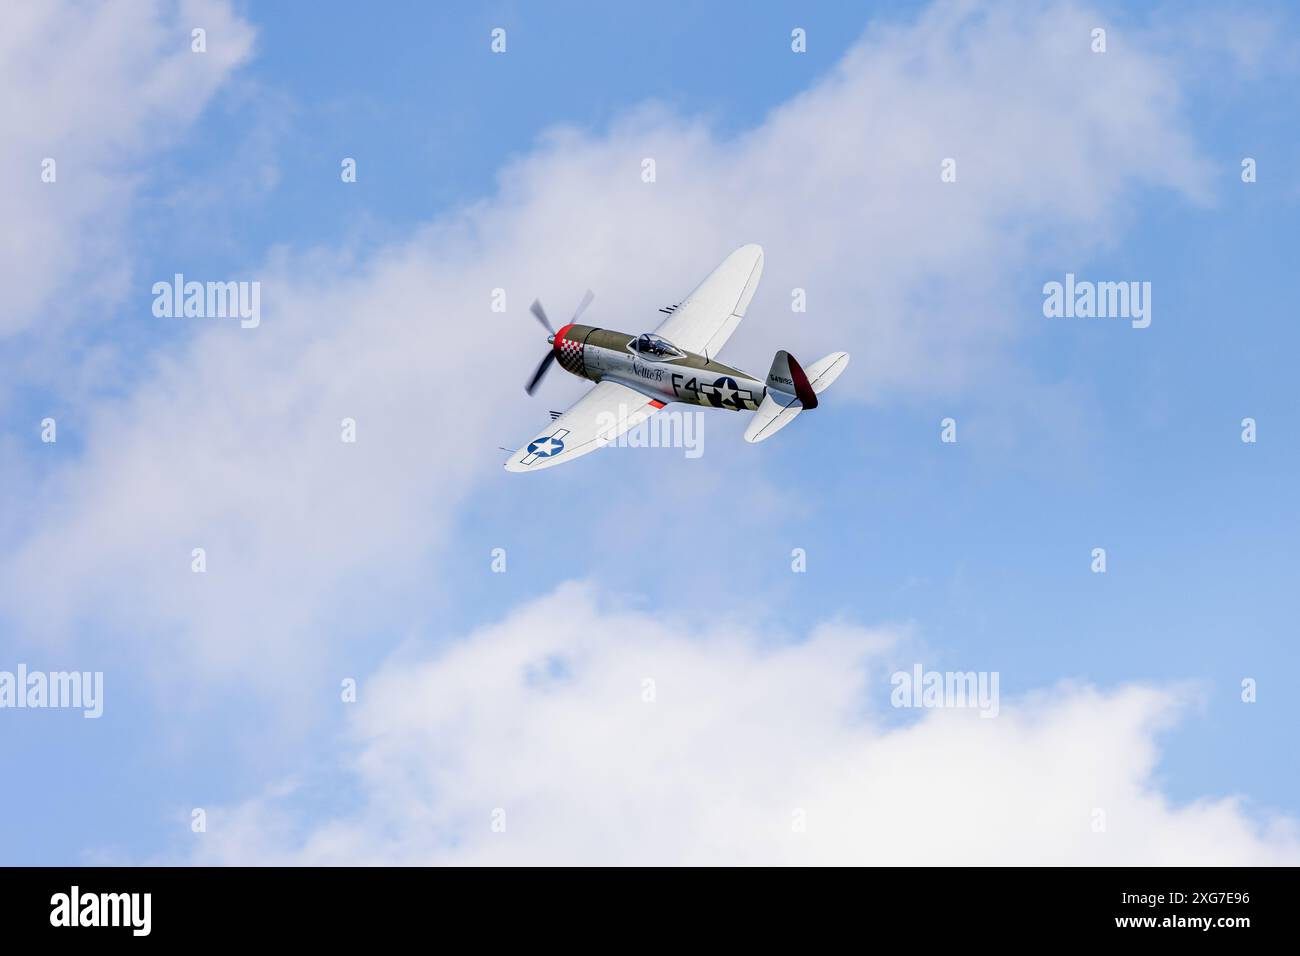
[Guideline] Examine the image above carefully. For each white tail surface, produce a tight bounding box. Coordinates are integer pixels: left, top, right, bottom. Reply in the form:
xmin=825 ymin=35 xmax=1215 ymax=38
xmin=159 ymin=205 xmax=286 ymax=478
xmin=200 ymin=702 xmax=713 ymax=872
xmin=744 ymin=351 xmax=849 ymax=444
xmin=805 ymin=351 xmax=850 ymax=393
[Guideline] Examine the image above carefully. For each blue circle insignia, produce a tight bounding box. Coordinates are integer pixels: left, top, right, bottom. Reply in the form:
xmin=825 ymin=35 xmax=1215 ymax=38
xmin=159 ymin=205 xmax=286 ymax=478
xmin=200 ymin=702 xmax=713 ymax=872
xmin=709 ymin=376 xmax=741 ymax=409
xmin=528 ymin=436 xmax=565 ymax=457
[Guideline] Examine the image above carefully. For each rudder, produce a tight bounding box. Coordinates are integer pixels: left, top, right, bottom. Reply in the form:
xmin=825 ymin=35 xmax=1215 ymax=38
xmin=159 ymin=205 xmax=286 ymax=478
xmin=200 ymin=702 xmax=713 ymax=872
xmin=765 ymin=350 xmax=818 ymax=410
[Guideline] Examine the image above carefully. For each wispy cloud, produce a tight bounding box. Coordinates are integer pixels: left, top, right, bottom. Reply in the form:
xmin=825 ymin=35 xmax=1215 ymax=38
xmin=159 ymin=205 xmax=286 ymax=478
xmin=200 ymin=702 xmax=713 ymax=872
xmin=1 ymin=2 xmax=1228 ymax=708
xmin=182 ymin=582 xmax=1300 ymax=865
xmin=0 ymin=0 xmax=254 ymax=340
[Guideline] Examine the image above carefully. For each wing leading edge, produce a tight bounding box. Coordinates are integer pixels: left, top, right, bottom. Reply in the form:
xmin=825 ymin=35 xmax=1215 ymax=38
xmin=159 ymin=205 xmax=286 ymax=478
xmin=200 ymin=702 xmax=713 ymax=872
xmin=504 ymin=380 xmax=665 ymax=473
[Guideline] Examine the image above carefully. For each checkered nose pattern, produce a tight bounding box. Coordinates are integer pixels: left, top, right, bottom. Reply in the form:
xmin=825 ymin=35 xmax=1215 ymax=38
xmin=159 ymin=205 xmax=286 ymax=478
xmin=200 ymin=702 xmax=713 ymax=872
xmin=556 ymin=331 xmax=585 ymax=375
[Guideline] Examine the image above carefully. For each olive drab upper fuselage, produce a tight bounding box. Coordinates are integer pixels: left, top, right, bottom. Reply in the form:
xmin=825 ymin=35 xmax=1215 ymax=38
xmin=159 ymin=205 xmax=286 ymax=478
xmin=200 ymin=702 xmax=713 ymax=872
xmin=551 ymin=323 xmax=767 ymax=412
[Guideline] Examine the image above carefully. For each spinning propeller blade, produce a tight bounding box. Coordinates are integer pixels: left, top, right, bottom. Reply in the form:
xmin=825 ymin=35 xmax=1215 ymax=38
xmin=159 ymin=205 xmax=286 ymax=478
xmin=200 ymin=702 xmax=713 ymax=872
xmin=525 ymin=351 xmax=556 ymax=396
xmin=529 ymin=299 xmax=554 ymax=335
xmin=571 ymin=288 xmax=594 ymax=324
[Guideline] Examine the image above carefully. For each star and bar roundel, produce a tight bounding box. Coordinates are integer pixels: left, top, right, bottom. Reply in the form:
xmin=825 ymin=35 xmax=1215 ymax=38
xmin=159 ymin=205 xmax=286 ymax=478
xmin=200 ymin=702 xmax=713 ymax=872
xmin=699 ymin=376 xmax=756 ymax=411
xmin=524 ymin=428 xmax=569 ymax=464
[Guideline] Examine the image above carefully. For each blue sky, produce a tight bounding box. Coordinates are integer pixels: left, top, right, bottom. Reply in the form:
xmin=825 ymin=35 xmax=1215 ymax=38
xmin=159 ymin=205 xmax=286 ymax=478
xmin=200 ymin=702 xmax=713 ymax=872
xmin=1 ymin=0 xmax=1298 ymax=864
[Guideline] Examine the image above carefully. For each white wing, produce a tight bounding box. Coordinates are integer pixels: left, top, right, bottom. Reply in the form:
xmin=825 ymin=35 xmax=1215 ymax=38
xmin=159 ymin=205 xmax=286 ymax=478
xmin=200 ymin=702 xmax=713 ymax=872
xmin=504 ymin=380 xmax=664 ymax=473
xmin=654 ymin=244 xmax=763 ymax=358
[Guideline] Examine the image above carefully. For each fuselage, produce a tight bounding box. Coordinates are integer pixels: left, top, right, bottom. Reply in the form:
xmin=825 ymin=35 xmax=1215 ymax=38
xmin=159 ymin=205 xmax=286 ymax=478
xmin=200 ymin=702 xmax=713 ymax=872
xmin=552 ymin=323 xmax=766 ymax=411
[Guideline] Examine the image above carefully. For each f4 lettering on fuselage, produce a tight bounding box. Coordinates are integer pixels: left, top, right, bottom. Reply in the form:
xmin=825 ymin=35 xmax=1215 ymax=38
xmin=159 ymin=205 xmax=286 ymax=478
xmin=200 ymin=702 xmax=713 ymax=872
xmin=554 ymin=325 xmax=765 ymax=412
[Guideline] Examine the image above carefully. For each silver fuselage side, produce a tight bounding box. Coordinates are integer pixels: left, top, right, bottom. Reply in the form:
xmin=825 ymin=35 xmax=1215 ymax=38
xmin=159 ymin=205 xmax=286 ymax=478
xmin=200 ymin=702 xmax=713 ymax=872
xmin=554 ymin=323 xmax=766 ymax=411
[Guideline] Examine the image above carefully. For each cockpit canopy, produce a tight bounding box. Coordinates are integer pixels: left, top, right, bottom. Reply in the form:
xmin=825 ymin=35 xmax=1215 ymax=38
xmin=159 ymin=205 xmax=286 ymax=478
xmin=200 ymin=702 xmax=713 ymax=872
xmin=631 ymin=332 xmax=684 ymax=360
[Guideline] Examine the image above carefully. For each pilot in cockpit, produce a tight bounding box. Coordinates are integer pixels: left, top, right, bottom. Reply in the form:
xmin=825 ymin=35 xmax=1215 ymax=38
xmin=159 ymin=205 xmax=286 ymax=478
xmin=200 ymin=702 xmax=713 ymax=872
xmin=634 ymin=333 xmax=680 ymax=359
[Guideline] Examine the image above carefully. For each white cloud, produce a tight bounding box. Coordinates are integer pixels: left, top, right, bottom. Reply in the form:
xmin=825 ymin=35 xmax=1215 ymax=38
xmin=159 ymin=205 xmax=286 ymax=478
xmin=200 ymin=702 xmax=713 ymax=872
xmin=186 ymin=582 xmax=1300 ymax=865
xmin=0 ymin=2 xmax=1232 ymax=701
xmin=0 ymin=0 xmax=253 ymax=338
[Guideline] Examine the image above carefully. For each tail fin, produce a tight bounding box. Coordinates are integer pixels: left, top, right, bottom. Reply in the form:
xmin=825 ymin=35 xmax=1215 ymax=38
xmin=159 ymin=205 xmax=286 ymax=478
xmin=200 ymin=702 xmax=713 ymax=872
xmin=746 ymin=350 xmax=850 ymax=444
xmin=765 ymin=350 xmax=818 ymax=410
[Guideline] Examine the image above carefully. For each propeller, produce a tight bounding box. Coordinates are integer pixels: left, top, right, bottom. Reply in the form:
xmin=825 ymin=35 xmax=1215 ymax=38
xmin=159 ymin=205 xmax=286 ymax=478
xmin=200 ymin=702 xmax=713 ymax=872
xmin=529 ymin=299 xmax=554 ymax=335
xmin=525 ymin=351 xmax=555 ymax=396
xmin=523 ymin=290 xmax=594 ymax=395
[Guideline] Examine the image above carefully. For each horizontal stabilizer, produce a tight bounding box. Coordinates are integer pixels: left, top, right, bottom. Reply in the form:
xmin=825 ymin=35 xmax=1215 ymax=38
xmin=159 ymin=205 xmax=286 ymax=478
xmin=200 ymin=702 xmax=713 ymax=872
xmin=804 ymin=351 xmax=849 ymax=393
xmin=744 ymin=390 xmax=803 ymax=443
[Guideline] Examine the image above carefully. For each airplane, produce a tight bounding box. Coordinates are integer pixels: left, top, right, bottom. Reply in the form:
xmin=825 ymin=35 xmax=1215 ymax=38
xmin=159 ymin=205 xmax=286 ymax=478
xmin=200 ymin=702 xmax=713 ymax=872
xmin=505 ymin=243 xmax=849 ymax=472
